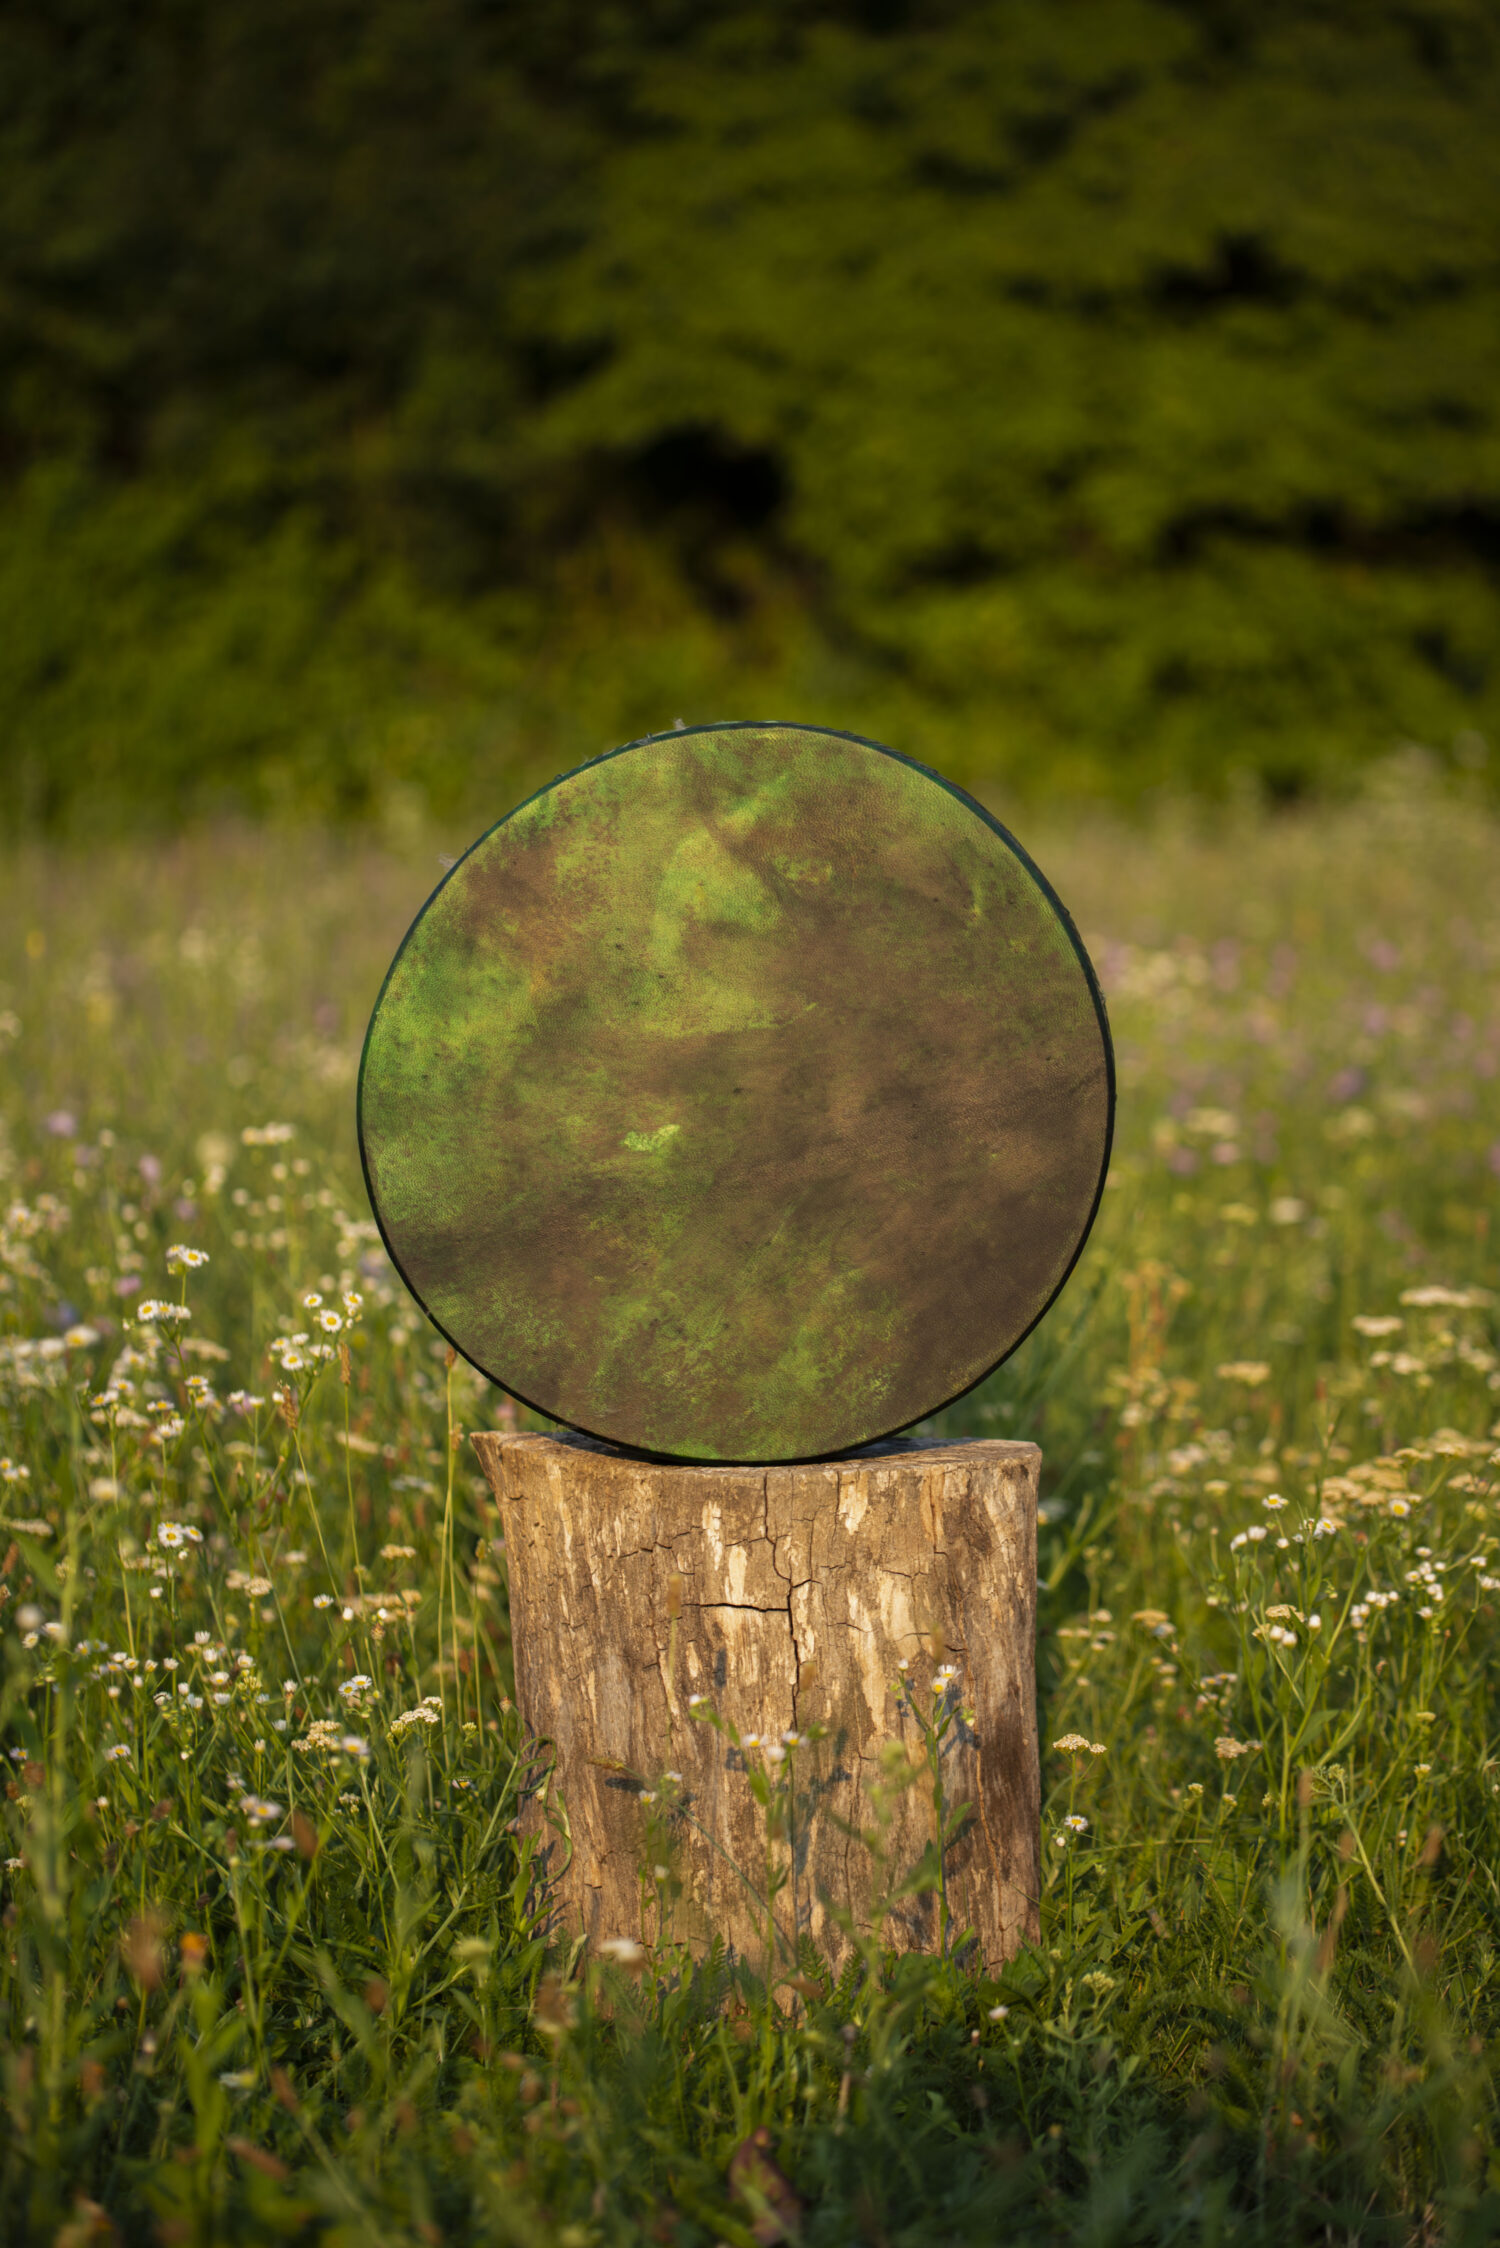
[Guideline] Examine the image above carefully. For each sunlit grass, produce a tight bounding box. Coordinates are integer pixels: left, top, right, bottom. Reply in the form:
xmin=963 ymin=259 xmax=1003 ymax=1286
xmin=1 ymin=778 xmax=1498 ymax=2243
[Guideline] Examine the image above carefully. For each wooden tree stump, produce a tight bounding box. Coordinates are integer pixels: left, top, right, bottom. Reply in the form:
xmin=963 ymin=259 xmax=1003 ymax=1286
xmin=472 ymin=1431 xmax=1041 ymax=1970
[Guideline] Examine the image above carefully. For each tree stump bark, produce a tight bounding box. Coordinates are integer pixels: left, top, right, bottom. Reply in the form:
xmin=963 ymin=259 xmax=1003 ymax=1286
xmin=472 ymin=1431 xmax=1041 ymax=1971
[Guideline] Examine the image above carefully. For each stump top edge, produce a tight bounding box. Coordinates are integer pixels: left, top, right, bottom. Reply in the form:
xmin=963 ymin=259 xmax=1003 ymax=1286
xmin=471 ymin=1428 xmax=1041 ymax=1477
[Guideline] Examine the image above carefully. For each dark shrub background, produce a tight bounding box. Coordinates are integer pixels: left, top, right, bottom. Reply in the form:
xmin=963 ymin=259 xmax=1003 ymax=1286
xmin=3 ymin=0 xmax=1497 ymax=824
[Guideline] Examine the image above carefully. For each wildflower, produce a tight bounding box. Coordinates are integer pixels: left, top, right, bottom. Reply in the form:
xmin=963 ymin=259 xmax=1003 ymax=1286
xmin=932 ymin=1663 xmax=958 ymax=1693
xmin=1052 ymin=1830 xmax=1071 ymax=1848
xmin=242 ymin=1123 xmax=295 ymax=1146
xmin=104 ymin=1743 xmax=130 ymax=1762
xmin=1216 ymin=1361 xmax=1271 ymax=1386
xmin=391 ymin=1702 xmax=442 ymax=1733
xmin=1390 ymin=1497 xmax=1413 ymax=1519
xmin=1063 ymin=1813 xmax=1089 ymax=1834
xmin=166 ymin=1246 xmax=210 ymax=1271
xmin=988 ymin=2004 xmax=1009 ymax=2021
xmin=1054 ymin=1733 xmax=1095 ymax=1754
xmin=302 ymin=1293 xmax=323 ymax=1311
xmin=688 ymin=1693 xmax=707 ymax=1709
xmin=4 ymin=1858 xmax=24 ymax=1872
xmin=1307 ymin=1613 xmax=1322 ymax=1631
xmin=239 ymin=1796 xmax=284 ymax=1825
xmin=292 ymin=1719 xmax=344 ymax=1753
xmin=1415 ymin=1763 xmax=1432 ymax=1778
xmin=317 ymin=1309 xmax=342 ymax=1334
xmin=277 ymin=1348 xmax=305 ymax=1373
xmin=340 ymin=1735 xmax=370 ymax=1758
xmin=599 ymin=1936 xmax=645 ymax=1969
xmin=380 ymin=1544 xmax=416 ymax=1560
xmin=0 ymin=1460 xmax=31 ymax=1484
xmin=342 ymin=1291 xmax=363 ymax=1320
xmin=1353 ymin=1315 xmax=1404 ymax=1338
xmin=1262 ymin=1494 xmax=1288 ymax=1512
xmin=1215 ymin=1738 xmax=1252 ymax=1760
xmin=156 ymin=1521 xmax=203 ymax=1551
xmin=338 ymin=1676 xmax=373 ymax=1701
xmin=1186 ymin=1106 xmax=1239 ymax=1140
xmin=313 ymin=1594 xmax=334 ymax=1610
xmin=138 ymin=1300 xmax=191 ymax=1325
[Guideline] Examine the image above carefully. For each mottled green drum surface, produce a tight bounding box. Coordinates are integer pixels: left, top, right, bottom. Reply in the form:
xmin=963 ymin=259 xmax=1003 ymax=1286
xmin=358 ymin=724 xmax=1113 ymax=1462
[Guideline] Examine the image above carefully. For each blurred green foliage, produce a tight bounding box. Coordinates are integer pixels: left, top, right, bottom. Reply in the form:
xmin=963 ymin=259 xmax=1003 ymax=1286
xmin=3 ymin=0 xmax=1499 ymax=825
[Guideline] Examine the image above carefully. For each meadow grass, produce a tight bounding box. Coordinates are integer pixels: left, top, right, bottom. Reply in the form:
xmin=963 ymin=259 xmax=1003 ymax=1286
xmin=1 ymin=777 xmax=1498 ymax=2245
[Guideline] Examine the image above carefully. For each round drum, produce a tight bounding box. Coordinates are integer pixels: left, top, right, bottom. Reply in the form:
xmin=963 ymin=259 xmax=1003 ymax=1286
xmin=358 ymin=723 xmax=1113 ymax=1462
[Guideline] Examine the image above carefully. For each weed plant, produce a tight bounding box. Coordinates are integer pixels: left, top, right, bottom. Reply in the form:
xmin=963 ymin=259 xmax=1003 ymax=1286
xmin=0 ymin=781 xmax=1498 ymax=2243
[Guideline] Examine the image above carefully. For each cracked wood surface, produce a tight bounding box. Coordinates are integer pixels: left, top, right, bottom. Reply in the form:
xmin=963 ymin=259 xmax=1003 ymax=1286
xmin=473 ymin=1429 xmax=1040 ymax=1969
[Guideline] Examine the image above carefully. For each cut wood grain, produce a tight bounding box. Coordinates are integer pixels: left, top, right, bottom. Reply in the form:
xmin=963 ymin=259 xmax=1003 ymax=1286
xmin=472 ymin=1430 xmax=1041 ymax=1970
